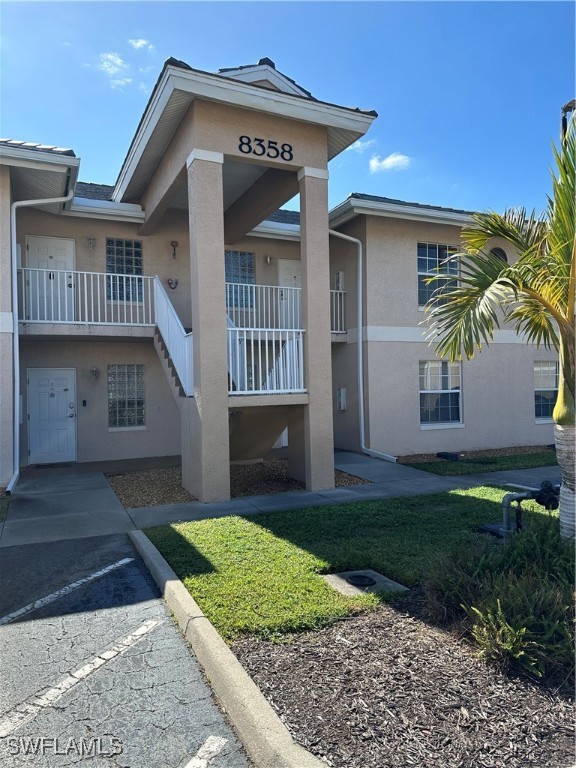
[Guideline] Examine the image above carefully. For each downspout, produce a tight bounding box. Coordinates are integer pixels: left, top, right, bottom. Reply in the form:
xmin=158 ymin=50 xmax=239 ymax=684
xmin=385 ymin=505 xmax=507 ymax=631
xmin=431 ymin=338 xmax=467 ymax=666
xmin=329 ymin=229 xmax=397 ymax=463
xmin=6 ymin=187 xmax=75 ymax=494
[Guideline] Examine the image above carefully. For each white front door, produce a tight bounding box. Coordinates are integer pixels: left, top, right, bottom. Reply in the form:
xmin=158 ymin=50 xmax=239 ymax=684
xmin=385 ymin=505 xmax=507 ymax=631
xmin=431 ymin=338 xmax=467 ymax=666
xmin=26 ymin=236 xmax=75 ymax=321
xmin=28 ymin=368 xmax=77 ymax=464
xmin=277 ymin=259 xmax=302 ymax=329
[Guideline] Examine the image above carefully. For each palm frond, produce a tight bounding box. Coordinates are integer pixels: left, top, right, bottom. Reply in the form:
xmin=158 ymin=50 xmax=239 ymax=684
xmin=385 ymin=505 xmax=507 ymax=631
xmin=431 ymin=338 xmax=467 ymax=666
xmin=424 ymin=251 xmax=516 ymax=361
xmin=462 ymin=208 xmax=547 ymax=257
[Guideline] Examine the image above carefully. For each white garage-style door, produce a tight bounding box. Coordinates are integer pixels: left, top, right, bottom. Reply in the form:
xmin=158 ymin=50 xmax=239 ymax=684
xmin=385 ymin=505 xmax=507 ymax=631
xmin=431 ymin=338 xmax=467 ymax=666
xmin=28 ymin=368 xmax=77 ymax=464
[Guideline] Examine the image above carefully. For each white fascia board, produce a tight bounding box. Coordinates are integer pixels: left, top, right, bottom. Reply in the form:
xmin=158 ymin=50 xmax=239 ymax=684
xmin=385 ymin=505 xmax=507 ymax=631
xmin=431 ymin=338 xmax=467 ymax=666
xmin=112 ymin=70 xmax=176 ymax=202
xmin=169 ymin=69 xmax=375 ymax=132
xmin=329 ymin=199 xmax=474 ymax=228
xmin=0 ymin=148 xmax=80 ymax=173
xmin=249 ymin=221 xmax=301 ymax=241
xmin=65 ymin=197 xmax=145 ymax=222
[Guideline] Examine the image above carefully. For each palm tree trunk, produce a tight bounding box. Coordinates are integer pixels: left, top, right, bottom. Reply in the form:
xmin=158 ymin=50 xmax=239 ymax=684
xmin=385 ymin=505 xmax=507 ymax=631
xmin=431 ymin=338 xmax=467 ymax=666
xmin=555 ymin=424 xmax=575 ymax=538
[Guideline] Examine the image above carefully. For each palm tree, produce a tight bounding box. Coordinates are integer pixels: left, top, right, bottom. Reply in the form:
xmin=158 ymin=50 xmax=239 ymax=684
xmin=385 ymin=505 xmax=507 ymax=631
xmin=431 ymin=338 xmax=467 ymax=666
xmin=425 ymin=118 xmax=575 ymax=537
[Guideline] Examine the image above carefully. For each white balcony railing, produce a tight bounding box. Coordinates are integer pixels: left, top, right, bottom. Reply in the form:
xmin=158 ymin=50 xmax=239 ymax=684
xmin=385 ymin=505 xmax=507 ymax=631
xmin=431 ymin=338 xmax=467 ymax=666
xmin=225 ymin=282 xmax=302 ymax=330
xmin=330 ymin=290 xmax=346 ymax=333
xmin=18 ymin=268 xmax=155 ymax=326
xmin=154 ymin=277 xmax=193 ymax=396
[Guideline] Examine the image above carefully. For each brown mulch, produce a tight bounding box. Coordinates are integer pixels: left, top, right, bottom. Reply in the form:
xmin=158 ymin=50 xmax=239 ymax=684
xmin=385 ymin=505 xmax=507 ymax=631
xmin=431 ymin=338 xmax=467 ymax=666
xmin=398 ymin=444 xmax=556 ymax=464
xmin=233 ymin=594 xmax=574 ymax=768
xmin=106 ymin=458 xmax=370 ymax=508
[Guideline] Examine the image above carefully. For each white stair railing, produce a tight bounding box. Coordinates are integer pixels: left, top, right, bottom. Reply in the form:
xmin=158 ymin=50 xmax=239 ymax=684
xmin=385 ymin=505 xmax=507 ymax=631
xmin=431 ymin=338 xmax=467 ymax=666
xmin=263 ymin=333 xmax=305 ymax=393
xmin=227 ymin=314 xmax=248 ymax=391
xmin=154 ymin=276 xmax=193 ymax=396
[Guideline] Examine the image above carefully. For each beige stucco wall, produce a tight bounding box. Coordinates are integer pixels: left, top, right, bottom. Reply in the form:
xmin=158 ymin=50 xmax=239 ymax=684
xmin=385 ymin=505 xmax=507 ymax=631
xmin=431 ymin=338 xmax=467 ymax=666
xmin=333 ymin=213 xmax=556 ymax=457
xmin=19 ymin=339 xmax=181 ymax=464
xmin=329 ymin=218 xmax=366 ymax=452
xmin=365 ymin=341 xmax=555 ymax=456
xmin=0 ymin=166 xmax=14 ymax=485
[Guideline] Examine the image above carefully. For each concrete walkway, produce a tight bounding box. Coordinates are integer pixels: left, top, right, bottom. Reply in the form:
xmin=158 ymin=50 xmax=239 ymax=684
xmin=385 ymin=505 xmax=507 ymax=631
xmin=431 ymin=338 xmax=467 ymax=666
xmin=0 ymin=452 xmax=561 ymax=547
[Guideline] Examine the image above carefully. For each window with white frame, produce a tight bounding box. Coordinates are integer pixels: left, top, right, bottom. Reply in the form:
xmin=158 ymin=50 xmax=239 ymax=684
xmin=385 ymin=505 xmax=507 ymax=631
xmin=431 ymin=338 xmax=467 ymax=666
xmin=417 ymin=242 xmax=458 ymax=307
xmin=108 ymin=364 xmax=145 ymax=428
xmin=534 ymin=361 xmax=558 ymax=420
xmin=419 ymin=360 xmax=462 ymax=424
xmin=106 ymin=238 xmax=143 ymax=301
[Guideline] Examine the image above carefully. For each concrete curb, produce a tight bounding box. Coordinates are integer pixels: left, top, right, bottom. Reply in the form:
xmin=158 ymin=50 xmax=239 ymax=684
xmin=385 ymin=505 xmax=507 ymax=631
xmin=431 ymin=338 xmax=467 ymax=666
xmin=128 ymin=530 xmax=324 ymax=768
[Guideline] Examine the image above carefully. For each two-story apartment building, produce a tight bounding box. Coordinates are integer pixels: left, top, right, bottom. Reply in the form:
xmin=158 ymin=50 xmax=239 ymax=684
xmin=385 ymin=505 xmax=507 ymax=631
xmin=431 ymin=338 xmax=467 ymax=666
xmin=0 ymin=58 xmax=556 ymax=501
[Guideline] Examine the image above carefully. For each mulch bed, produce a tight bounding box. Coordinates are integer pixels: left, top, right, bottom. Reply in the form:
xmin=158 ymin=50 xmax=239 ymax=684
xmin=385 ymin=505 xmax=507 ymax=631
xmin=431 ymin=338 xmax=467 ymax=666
xmin=398 ymin=445 xmax=555 ymax=464
xmin=233 ymin=592 xmax=574 ymax=768
xmin=106 ymin=458 xmax=370 ymax=508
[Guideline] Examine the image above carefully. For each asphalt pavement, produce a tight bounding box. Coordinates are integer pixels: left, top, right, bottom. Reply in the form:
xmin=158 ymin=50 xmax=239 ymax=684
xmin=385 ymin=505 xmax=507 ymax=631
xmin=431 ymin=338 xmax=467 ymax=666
xmin=0 ymin=533 xmax=250 ymax=768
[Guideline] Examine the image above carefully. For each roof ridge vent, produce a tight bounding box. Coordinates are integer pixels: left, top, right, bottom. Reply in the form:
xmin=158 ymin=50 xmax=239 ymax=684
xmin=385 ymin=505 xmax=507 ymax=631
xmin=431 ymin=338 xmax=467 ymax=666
xmin=258 ymin=57 xmax=275 ymax=69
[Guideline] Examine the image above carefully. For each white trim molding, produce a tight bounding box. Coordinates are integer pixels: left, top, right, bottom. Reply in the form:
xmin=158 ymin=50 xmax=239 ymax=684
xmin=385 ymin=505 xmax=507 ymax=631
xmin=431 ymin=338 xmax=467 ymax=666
xmin=347 ymin=326 xmax=532 ymax=345
xmin=420 ymin=423 xmax=466 ymax=431
xmin=297 ymin=167 xmax=329 ymax=181
xmin=186 ymin=149 xmax=224 ymax=168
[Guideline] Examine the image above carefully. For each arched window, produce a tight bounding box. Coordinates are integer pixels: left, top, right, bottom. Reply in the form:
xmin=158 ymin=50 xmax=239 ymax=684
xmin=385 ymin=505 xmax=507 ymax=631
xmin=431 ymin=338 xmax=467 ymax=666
xmin=490 ymin=247 xmax=508 ymax=263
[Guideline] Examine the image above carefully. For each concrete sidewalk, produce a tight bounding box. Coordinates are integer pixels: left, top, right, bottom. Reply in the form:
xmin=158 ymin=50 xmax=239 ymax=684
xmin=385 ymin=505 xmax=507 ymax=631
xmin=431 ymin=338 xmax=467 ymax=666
xmin=0 ymin=452 xmax=561 ymax=547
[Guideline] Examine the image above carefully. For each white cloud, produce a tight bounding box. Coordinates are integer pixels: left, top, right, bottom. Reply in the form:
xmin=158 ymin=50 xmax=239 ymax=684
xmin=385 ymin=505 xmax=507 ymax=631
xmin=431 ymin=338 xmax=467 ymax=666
xmin=138 ymin=82 xmax=151 ymax=94
xmin=99 ymin=52 xmax=128 ymax=77
xmin=345 ymin=139 xmax=376 ymax=154
xmin=129 ymin=38 xmax=154 ymax=51
xmin=110 ymin=78 xmax=133 ymax=90
xmin=369 ymin=152 xmax=411 ymax=173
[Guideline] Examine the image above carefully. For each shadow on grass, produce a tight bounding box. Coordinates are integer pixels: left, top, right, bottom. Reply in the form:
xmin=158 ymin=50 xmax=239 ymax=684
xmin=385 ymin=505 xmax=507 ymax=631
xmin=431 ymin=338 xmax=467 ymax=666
xmin=241 ymin=486 xmax=507 ymax=586
xmin=144 ymin=524 xmax=217 ymax=580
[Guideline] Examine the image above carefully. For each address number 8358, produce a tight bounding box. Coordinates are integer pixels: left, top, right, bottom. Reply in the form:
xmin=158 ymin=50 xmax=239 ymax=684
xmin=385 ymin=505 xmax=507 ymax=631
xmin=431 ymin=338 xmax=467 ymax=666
xmin=238 ymin=136 xmax=293 ymax=161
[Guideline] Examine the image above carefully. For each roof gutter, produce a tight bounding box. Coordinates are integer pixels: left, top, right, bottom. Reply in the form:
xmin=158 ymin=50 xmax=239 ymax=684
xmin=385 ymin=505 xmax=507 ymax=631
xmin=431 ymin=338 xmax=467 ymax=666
xmin=329 ymin=229 xmax=397 ymax=464
xmin=6 ymin=186 xmax=75 ymax=495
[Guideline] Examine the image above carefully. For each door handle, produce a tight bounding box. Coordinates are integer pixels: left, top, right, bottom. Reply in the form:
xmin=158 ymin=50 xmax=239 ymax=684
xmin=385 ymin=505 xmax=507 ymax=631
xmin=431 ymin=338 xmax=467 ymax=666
xmin=68 ymin=413 xmax=75 ymax=418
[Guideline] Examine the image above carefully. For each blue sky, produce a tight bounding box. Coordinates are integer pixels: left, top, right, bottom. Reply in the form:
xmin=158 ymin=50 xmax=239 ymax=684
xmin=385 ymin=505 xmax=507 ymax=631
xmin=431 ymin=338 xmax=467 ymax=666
xmin=1 ymin=1 xmax=574 ymax=213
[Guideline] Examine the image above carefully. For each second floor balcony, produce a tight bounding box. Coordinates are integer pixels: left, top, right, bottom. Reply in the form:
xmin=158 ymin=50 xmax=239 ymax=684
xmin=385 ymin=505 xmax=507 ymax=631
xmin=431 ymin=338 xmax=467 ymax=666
xmin=17 ymin=268 xmax=346 ymax=336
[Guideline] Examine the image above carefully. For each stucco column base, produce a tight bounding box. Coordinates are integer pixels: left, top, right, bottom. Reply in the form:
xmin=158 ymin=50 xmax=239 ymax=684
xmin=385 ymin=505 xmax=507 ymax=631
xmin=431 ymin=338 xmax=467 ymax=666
xmin=287 ymin=406 xmax=306 ymax=482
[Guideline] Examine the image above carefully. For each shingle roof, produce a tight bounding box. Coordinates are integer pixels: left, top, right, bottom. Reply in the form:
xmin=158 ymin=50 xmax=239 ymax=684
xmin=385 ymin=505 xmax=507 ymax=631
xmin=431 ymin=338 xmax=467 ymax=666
xmin=0 ymin=139 xmax=76 ymax=157
xmin=75 ymin=181 xmax=114 ymax=200
xmin=266 ymin=209 xmax=300 ymax=225
xmin=348 ymin=192 xmax=474 ymax=216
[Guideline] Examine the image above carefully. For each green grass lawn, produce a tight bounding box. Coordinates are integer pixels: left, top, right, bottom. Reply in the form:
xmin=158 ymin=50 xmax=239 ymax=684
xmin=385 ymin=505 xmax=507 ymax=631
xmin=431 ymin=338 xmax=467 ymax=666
xmin=146 ymin=486 xmax=554 ymax=640
xmin=405 ymin=451 xmax=558 ymax=475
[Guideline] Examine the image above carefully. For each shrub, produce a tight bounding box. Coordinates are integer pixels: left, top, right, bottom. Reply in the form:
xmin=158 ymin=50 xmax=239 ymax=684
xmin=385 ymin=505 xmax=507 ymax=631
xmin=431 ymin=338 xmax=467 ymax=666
xmin=424 ymin=514 xmax=575 ymax=689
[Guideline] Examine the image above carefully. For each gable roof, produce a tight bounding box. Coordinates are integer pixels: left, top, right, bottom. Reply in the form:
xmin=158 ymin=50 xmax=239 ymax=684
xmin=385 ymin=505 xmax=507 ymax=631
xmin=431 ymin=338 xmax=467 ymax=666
xmin=112 ymin=57 xmax=377 ymax=203
xmin=218 ymin=58 xmax=313 ymax=98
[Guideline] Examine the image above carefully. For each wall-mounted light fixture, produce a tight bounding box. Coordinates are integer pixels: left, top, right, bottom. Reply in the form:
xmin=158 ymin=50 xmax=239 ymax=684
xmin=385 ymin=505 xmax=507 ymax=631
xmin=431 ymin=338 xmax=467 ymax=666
xmin=87 ymin=236 xmax=97 ymax=250
xmin=265 ymin=255 xmax=272 ymax=265
xmin=167 ymin=278 xmax=179 ymax=290
xmin=89 ymin=367 xmax=100 ymax=381
xmin=170 ymin=240 xmax=179 ymax=259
